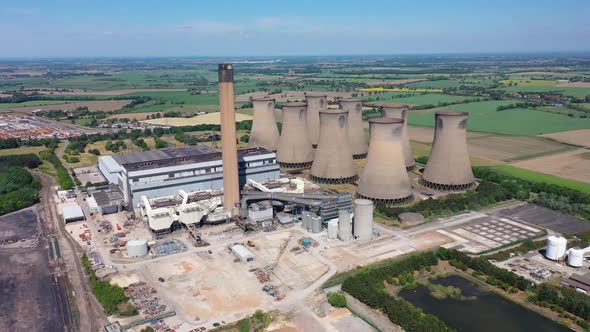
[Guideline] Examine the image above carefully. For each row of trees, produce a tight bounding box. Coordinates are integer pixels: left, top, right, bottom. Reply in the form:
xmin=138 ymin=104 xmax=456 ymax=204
xmin=534 ymin=283 xmax=590 ymax=323
xmin=341 ymin=252 xmax=453 ymax=332
xmin=39 ymin=143 xmax=74 ymax=190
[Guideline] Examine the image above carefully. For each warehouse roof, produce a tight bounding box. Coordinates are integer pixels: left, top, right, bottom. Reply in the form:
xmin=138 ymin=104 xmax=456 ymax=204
xmin=63 ymin=205 xmax=85 ymax=220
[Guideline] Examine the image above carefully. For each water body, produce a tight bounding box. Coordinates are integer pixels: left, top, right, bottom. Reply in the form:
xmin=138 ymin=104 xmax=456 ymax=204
xmin=399 ymin=274 xmax=571 ymax=332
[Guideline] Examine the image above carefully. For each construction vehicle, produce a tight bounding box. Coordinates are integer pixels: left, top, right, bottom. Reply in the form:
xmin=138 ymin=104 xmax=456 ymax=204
xmin=247 ymin=240 xmax=256 ymax=247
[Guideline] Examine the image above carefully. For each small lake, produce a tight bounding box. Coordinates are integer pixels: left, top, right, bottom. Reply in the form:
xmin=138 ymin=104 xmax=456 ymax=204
xmin=399 ymin=274 xmax=571 ymax=332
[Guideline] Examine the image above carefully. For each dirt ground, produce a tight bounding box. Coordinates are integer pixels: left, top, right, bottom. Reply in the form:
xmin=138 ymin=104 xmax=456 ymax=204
xmin=541 ymin=129 xmax=590 ymax=147
xmin=142 ymin=112 xmax=252 ymax=126
xmin=512 ymin=148 xmax=590 ymax=183
xmin=10 ymin=100 xmax=132 ymax=113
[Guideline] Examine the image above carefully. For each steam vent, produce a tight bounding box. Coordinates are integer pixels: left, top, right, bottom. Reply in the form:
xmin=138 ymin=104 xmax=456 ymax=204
xmin=247 ymin=97 xmax=280 ymax=151
xmin=276 ymin=102 xmax=314 ymax=168
xmin=421 ymin=111 xmax=476 ymax=191
xmin=340 ymin=99 xmax=368 ymax=159
xmin=304 ymin=93 xmax=327 ymax=148
xmin=380 ymin=103 xmax=415 ymax=171
xmin=357 ymin=118 xmax=413 ymax=205
xmin=310 ymin=109 xmax=358 ymax=184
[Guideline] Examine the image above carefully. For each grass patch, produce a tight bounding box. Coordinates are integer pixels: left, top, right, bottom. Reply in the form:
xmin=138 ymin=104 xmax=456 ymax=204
xmin=489 ymin=165 xmax=590 ymax=194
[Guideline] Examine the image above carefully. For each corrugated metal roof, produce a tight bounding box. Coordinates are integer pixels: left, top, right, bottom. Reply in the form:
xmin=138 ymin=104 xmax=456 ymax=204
xmin=62 ymin=205 xmax=84 ymax=220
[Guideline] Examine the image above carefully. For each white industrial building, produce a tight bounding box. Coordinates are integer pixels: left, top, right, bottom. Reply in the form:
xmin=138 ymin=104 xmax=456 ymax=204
xmin=231 ymin=244 xmax=255 ymax=262
xmin=62 ymin=205 xmax=86 ymax=224
xmin=98 ymin=146 xmax=280 ymax=208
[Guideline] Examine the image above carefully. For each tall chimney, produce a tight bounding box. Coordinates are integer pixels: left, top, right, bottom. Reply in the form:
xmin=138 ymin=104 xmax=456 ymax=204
xmin=380 ymin=103 xmax=415 ymax=171
xmin=421 ymin=111 xmax=475 ymax=191
xmin=340 ymin=98 xmax=368 ymax=159
xmin=218 ymin=64 xmax=239 ymax=213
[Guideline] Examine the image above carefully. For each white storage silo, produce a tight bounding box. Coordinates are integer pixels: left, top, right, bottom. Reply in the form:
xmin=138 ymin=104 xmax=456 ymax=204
xmin=311 ymin=215 xmax=322 ymax=233
xmin=338 ymin=210 xmax=353 ymax=242
xmin=567 ymin=248 xmax=584 ymax=267
xmin=557 ymin=236 xmax=567 ymax=258
xmin=354 ymin=199 xmax=373 ymax=241
xmin=127 ymin=239 xmax=148 ymax=257
xmin=546 ymin=236 xmax=567 ymax=260
xmin=327 ymin=219 xmax=339 ymax=239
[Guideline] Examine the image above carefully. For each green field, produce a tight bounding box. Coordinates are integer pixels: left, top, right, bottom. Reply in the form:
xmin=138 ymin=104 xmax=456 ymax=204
xmin=499 ymin=85 xmax=590 ymax=98
xmin=362 ymin=93 xmax=472 ymax=106
xmin=408 ymin=100 xmax=590 ymax=135
xmin=500 ymin=79 xmax=558 ymax=87
xmin=489 ymin=165 xmax=590 ymax=194
xmin=404 ymin=80 xmax=462 ymax=89
xmin=122 ymin=91 xmax=219 ymax=105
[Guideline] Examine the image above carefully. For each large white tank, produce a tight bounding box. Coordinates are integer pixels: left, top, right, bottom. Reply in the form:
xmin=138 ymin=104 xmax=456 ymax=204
xmin=338 ymin=210 xmax=353 ymax=242
xmin=127 ymin=239 xmax=148 ymax=257
xmin=546 ymin=236 xmax=567 ymax=260
xmin=568 ymin=248 xmax=585 ymax=267
xmin=354 ymin=199 xmax=373 ymax=241
xmin=327 ymin=219 xmax=339 ymax=239
xmin=311 ymin=215 xmax=322 ymax=233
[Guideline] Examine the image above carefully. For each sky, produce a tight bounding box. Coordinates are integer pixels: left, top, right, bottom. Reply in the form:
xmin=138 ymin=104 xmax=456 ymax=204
xmin=0 ymin=0 xmax=589 ymax=57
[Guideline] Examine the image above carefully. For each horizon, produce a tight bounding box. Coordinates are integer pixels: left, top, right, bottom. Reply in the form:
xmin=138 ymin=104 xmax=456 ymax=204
xmin=1 ymin=0 xmax=589 ymax=57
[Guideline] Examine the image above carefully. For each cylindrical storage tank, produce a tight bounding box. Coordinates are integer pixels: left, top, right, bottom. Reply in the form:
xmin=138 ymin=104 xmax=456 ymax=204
xmin=421 ymin=112 xmax=476 ymax=191
xmin=276 ymin=102 xmax=314 ymax=168
xmin=380 ymin=103 xmax=415 ymax=171
xmin=327 ymin=219 xmax=339 ymax=239
xmin=545 ymin=235 xmax=561 ymax=260
xmin=247 ymin=97 xmax=280 ymax=151
xmin=340 ymin=99 xmax=368 ymax=159
xmin=311 ymin=215 xmax=322 ymax=233
xmin=311 ymin=109 xmax=358 ymax=184
xmin=357 ymin=118 xmax=413 ymax=205
xmin=354 ymin=199 xmax=373 ymax=241
xmin=568 ymin=248 xmax=584 ymax=267
xmin=127 ymin=239 xmax=148 ymax=257
xmin=557 ymin=237 xmax=567 ymax=258
xmin=305 ymin=94 xmax=327 ymax=147
xmin=303 ymin=211 xmax=311 ymax=231
xmin=338 ymin=210 xmax=352 ymax=242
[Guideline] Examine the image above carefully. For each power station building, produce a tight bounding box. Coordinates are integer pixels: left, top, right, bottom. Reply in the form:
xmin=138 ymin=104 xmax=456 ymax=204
xmin=98 ymin=145 xmax=280 ymax=208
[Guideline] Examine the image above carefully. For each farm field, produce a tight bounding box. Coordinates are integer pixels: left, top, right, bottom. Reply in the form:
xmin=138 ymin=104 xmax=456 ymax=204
xmin=404 ymin=79 xmax=462 ymax=89
xmin=363 ymin=93 xmax=473 ymax=106
xmin=359 ymin=87 xmax=443 ymax=93
xmin=540 ymin=129 xmax=590 ymax=147
xmin=489 ymin=165 xmax=590 ymax=194
xmin=499 ymin=85 xmax=590 ymax=98
xmin=121 ymin=91 xmax=220 ymax=105
xmin=511 ymin=149 xmax=590 ymax=184
xmin=499 ymin=79 xmax=558 ymax=87
xmin=4 ymin=100 xmax=132 ymax=113
xmin=142 ymin=112 xmax=253 ymax=126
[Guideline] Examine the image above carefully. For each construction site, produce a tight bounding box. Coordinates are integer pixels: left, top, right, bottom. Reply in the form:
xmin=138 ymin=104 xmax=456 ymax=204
xmin=53 ymin=64 xmax=590 ymax=332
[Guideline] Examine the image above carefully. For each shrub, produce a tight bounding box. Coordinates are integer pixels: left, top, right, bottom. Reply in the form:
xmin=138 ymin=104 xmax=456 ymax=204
xmin=327 ymin=292 xmax=347 ymax=308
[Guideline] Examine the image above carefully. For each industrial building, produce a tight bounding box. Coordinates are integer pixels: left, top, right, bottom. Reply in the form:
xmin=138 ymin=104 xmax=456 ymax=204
xmin=421 ymin=111 xmax=476 ymax=191
xmin=62 ymin=205 xmax=86 ymax=224
xmin=357 ymin=118 xmax=413 ymax=205
xmin=231 ymin=244 xmax=255 ymax=262
xmin=247 ymin=97 xmax=280 ymax=152
xmin=304 ymin=93 xmax=327 ymax=147
xmin=380 ymin=103 xmax=415 ymax=171
xmin=311 ymin=109 xmax=358 ymax=184
xmin=88 ymin=186 xmax=125 ymax=215
xmin=340 ymin=99 xmax=368 ymax=159
xmin=98 ymin=145 xmax=280 ymax=208
xmin=276 ymin=102 xmax=314 ymax=168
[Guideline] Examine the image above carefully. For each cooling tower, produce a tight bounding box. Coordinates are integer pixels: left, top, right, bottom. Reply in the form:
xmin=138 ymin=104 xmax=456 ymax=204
xmin=340 ymin=99 xmax=368 ymax=159
xmin=247 ymin=97 xmax=279 ymax=151
xmin=305 ymin=93 xmax=327 ymax=147
xmin=420 ymin=112 xmax=476 ymax=191
xmin=310 ymin=109 xmax=358 ymax=184
xmin=218 ymin=64 xmax=240 ymax=213
xmin=276 ymin=102 xmax=314 ymax=168
xmin=380 ymin=103 xmax=415 ymax=171
xmin=357 ymin=118 xmax=413 ymax=205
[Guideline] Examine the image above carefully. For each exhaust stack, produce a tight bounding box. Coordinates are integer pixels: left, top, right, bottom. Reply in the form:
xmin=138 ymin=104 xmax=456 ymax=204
xmin=276 ymin=102 xmax=314 ymax=168
xmin=218 ymin=64 xmax=240 ymax=213
xmin=380 ymin=103 xmax=415 ymax=171
xmin=310 ymin=109 xmax=358 ymax=184
xmin=421 ymin=111 xmax=475 ymax=191
xmin=304 ymin=93 xmax=327 ymax=148
xmin=247 ymin=97 xmax=279 ymax=151
xmin=340 ymin=99 xmax=368 ymax=159
xmin=357 ymin=118 xmax=413 ymax=205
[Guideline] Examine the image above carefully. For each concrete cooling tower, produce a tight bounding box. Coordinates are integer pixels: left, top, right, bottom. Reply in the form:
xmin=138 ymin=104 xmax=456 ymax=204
xmin=310 ymin=109 xmax=358 ymax=184
xmin=247 ymin=97 xmax=280 ymax=151
xmin=340 ymin=99 xmax=368 ymax=159
xmin=357 ymin=118 xmax=413 ymax=205
xmin=276 ymin=102 xmax=314 ymax=168
xmin=421 ymin=111 xmax=476 ymax=191
xmin=381 ymin=103 xmax=415 ymax=171
xmin=305 ymin=93 xmax=327 ymax=147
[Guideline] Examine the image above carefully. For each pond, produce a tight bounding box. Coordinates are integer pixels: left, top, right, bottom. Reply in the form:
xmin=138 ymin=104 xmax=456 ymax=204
xmin=399 ymin=274 xmax=571 ymax=332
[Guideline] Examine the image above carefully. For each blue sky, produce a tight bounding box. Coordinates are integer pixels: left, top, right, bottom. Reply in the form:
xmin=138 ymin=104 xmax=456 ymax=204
xmin=1 ymin=0 xmax=589 ymax=57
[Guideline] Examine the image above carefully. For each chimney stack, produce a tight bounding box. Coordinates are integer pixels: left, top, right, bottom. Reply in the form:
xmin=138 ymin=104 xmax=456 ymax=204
xmin=340 ymin=99 xmax=368 ymax=159
xmin=247 ymin=97 xmax=279 ymax=151
xmin=380 ymin=103 xmax=415 ymax=171
xmin=304 ymin=93 xmax=327 ymax=148
xmin=357 ymin=118 xmax=413 ymax=205
xmin=421 ymin=111 xmax=475 ymax=191
xmin=218 ymin=64 xmax=240 ymax=213
xmin=310 ymin=109 xmax=358 ymax=184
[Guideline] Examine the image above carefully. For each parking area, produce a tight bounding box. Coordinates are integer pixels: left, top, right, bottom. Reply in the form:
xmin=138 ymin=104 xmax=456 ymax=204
xmin=494 ymin=203 xmax=590 ymax=234
xmin=74 ymin=165 xmax=105 ymax=185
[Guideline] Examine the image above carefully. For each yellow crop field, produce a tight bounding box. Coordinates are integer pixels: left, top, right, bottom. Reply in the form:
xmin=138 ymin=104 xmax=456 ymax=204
xmin=142 ymin=112 xmax=253 ymax=126
xmin=359 ymin=87 xmax=443 ymax=93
